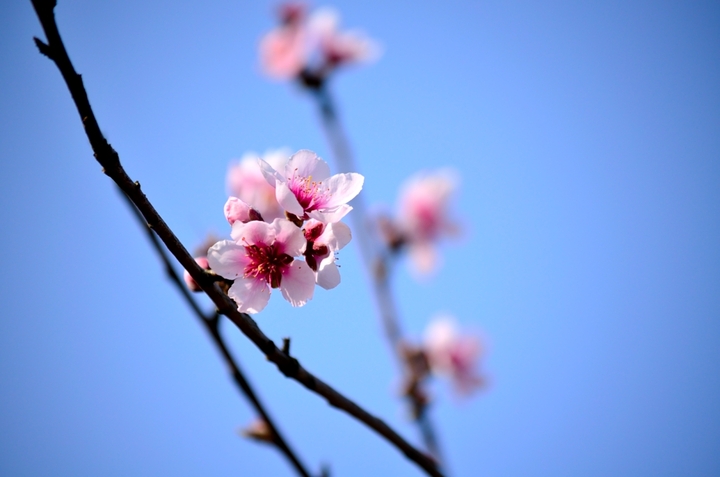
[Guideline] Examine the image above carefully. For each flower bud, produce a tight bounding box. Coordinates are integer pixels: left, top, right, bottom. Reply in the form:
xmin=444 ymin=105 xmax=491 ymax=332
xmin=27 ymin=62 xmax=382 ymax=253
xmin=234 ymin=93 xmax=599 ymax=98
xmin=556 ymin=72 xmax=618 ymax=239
xmin=183 ymin=256 xmax=210 ymax=292
xmin=224 ymin=196 xmax=263 ymax=225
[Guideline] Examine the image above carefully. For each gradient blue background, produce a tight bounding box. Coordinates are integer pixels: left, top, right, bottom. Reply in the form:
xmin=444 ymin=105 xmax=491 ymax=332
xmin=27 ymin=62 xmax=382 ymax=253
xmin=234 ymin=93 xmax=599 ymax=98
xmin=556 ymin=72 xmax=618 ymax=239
xmin=2 ymin=1 xmax=719 ymax=475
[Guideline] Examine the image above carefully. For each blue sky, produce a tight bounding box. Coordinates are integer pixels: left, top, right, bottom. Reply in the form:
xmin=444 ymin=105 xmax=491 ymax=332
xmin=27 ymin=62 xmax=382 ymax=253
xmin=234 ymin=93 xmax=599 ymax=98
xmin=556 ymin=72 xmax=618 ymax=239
xmin=1 ymin=1 xmax=719 ymax=476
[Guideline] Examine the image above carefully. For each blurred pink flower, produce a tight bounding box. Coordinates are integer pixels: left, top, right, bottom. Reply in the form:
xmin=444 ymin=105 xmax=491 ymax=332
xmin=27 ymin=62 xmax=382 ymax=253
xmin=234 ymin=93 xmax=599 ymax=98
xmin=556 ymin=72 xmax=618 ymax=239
xmin=308 ymin=8 xmax=380 ymax=67
xmin=424 ymin=316 xmax=485 ymax=395
xmin=259 ymin=4 xmax=379 ymax=80
xmin=183 ymin=256 xmax=210 ymax=292
xmin=396 ymin=169 xmax=459 ymax=274
xmin=226 ymin=149 xmax=289 ymax=222
xmin=207 ymin=218 xmax=315 ymax=314
xmin=259 ymin=16 xmax=308 ymax=79
xmin=260 ymin=149 xmax=364 ymax=223
xmin=302 ymin=218 xmax=351 ymax=289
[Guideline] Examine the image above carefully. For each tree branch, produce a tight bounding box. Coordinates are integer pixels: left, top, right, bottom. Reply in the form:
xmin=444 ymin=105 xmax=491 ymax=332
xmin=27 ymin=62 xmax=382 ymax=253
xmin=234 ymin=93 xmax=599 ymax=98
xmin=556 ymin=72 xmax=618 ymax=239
xmin=30 ymin=2 xmax=442 ymax=475
xmin=121 ymin=194 xmax=313 ymax=477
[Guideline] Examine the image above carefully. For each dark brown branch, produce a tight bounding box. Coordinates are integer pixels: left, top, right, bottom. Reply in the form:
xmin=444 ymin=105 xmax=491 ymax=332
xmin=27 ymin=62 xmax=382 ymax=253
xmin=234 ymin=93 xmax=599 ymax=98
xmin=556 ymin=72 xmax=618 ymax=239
xmin=121 ymin=194 xmax=312 ymax=477
xmin=30 ymin=2 xmax=442 ymax=476
xmin=310 ymin=84 xmax=444 ymax=463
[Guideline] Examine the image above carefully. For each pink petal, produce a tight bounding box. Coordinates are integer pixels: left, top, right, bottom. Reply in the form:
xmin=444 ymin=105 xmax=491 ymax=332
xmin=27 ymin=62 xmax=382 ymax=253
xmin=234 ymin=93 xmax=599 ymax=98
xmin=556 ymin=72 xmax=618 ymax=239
xmin=231 ymin=219 xmax=273 ymax=245
xmin=322 ymin=172 xmax=364 ymax=208
xmin=272 ymin=219 xmax=307 ymax=256
xmin=280 ymin=260 xmax=315 ymax=307
xmin=259 ymin=27 xmax=307 ymax=79
xmin=224 ymin=196 xmax=253 ymax=225
xmin=183 ymin=257 xmax=210 ymax=292
xmin=286 ymin=149 xmax=331 ymax=181
xmin=408 ymin=242 xmax=438 ymax=275
xmin=228 ymin=277 xmax=272 ymax=314
xmin=275 ymin=181 xmax=305 ymax=216
xmin=207 ymin=240 xmax=251 ymax=280
xmin=316 ymin=254 xmax=341 ymax=290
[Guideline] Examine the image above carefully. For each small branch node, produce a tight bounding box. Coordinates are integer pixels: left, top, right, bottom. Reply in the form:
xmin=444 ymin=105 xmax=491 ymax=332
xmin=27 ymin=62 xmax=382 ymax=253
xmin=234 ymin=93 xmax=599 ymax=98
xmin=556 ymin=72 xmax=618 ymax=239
xmin=282 ymin=337 xmax=291 ymax=355
xmin=33 ymin=37 xmax=53 ymax=59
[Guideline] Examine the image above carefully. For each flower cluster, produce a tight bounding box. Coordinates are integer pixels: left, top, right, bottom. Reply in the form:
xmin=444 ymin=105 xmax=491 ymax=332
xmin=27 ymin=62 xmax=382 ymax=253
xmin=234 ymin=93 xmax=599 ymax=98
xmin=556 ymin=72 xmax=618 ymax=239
xmin=259 ymin=2 xmax=379 ymax=83
xmin=379 ymin=169 xmax=460 ymax=275
xmin=202 ymin=149 xmax=363 ymax=314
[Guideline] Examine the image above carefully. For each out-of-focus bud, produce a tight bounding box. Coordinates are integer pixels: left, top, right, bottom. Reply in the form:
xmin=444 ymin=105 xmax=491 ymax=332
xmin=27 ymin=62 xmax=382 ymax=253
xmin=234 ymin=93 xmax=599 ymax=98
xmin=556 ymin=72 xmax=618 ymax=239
xmin=239 ymin=418 xmax=275 ymax=444
xmin=183 ymin=256 xmax=210 ymax=292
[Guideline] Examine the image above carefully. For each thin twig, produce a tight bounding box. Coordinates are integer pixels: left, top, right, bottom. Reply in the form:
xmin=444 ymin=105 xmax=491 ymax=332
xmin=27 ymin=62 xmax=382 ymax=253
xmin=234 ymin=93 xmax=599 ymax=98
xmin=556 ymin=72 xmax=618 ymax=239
xmin=30 ymin=2 xmax=442 ymax=475
xmin=121 ymin=194 xmax=312 ymax=477
xmin=310 ymin=84 xmax=444 ymax=463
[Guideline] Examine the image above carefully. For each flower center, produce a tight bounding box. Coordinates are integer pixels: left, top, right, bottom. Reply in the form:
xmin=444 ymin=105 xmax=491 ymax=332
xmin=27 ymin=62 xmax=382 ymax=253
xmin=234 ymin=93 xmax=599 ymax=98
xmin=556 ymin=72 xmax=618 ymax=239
xmin=288 ymin=172 xmax=331 ymax=213
xmin=243 ymin=243 xmax=294 ymax=288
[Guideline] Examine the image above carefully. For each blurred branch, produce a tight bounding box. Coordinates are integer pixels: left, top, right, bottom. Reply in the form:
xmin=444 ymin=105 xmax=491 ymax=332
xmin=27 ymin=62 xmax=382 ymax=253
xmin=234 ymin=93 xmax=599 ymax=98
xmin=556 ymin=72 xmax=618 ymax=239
xmin=121 ymin=193 xmax=313 ymax=477
xmin=310 ymin=84 xmax=444 ymax=463
xmin=30 ymin=2 xmax=442 ymax=476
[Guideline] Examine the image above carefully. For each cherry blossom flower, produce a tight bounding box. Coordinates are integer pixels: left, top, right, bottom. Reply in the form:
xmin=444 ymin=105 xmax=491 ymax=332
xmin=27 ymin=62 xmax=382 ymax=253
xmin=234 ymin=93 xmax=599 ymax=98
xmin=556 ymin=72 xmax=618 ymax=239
xmin=226 ymin=149 xmax=289 ymax=222
xmin=183 ymin=256 xmax=210 ymax=292
xmin=424 ymin=316 xmax=485 ymax=395
xmin=302 ymin=219 xmax=351 ymax=289
xmin=259 ymin=3 xmax=379 ymax=81
xmin=260 ymin=149 xmax=364 ymax=223
xmin=395 ymin=169 xmax=459 ymax=274
xmin=207 ymin=218 xmax=315 ymax=314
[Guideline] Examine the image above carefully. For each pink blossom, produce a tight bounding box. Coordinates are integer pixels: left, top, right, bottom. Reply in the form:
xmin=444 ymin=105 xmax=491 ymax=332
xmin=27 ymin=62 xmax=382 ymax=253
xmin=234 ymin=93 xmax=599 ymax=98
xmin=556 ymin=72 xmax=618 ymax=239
xmin=260 ymin=149 xmax=364 ymax=223
xmin=207 ymin=219 xmax=315 ymax=314
xmin=308 ymin=8 xmax=380 ymax=67
xmin=424 ymin=316 xmax=485 ymax=395
xmin=183 ymin=257 xmax=210 ymax=292
xmin=302 ymin=219 xmax=352 ymax=289
xmin=259 ymin=4 xmax=379 ymax=80
xmin=224 ymin=197 xmax=262 ymax=225
xmin=226 ymin=149 xmax=289 ymax=222
xmin=396 ymin=170 xmax=459 ymax=274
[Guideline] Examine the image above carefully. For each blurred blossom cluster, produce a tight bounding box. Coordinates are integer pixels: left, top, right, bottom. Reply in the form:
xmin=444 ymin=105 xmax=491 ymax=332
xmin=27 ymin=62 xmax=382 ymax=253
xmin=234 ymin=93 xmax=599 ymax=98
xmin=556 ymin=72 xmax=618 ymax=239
xmin=379 ymin=169 xmax=460 ymax=275
xmin=226 ymin=149 xmax=289 ymax=222
xmin=259 ymin=2 xmax=380 ymax=84
xmin=187 ymin=149 xmax=363 ymax=314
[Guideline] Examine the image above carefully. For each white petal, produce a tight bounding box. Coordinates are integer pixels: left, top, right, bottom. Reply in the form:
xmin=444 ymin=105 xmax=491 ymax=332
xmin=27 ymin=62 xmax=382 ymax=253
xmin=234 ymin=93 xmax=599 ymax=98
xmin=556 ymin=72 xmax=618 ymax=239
xmin=309 ymin=204 xmax=352 ymax=223
xmin=316 ymin=254 xmax=341 ymax=290
xmin=323 ymin=172 xmax=364 ymax=208
xmin=259 ymin=158 xmax=284 ymax=187
xmin=228 ymin=277 xmax=271 ymax=314
xmin=287 ymin=149 xmax=331 ymax=181
xmin=276 ymin=181 xmax=305 ymax=216
xmin=318 ymin=222 xmax=351 ymax=251
xmin=272 ymin=218 xmax=306 ymax=256
xmin=280 ymin=260 xmax=315 ymax=307
xmin=206 ymin=240 xmax=250 ymax=280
